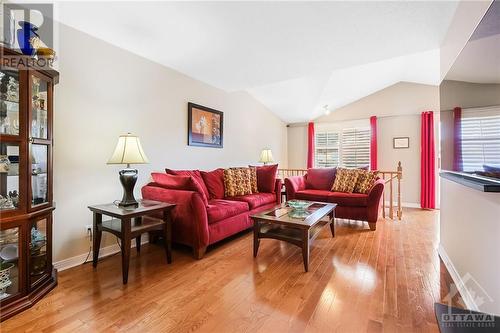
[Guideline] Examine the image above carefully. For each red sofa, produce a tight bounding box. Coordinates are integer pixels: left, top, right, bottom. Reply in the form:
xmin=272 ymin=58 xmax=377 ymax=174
xmin=285 ymin=168 xmax=384 ymax=230
xmin=141 ymin=167 xmax=281 ymax=259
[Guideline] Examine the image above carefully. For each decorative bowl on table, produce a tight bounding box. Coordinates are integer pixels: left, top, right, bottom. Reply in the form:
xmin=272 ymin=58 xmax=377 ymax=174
xmin=287 ymin=200 xmax=312 ymax=211
xmin=288 ymin=209 xmax=311 ymax=219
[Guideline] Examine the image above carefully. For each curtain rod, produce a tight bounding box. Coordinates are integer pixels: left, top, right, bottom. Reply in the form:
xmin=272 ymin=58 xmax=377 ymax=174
xmin=287 ymin=113 xmax=423 ymax=127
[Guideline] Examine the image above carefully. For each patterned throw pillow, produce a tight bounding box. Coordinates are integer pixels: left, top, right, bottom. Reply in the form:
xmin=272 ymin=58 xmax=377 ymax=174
xmin=331 ymin=168 xmax=360 ymax=193
xmin=224 ymin=168 xmax=253 ymax=197
xmin=249 ymin=167 xmax=259 ymax=193
xmin=354 ymin=170 xmax=377 ymax=194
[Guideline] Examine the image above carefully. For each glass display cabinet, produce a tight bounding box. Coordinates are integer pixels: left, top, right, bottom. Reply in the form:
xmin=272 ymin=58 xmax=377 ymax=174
xmin=0 ymin=47 xmax=59 ymax=321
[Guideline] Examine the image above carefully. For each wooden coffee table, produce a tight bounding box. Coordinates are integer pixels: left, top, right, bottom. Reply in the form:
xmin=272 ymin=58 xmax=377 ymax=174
xmin=251 ymin=201 xmax=336 ymax=272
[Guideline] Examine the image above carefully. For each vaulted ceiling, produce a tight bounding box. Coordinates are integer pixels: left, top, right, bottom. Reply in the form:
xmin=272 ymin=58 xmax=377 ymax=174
xmin=56 ymin=1 xmax=459 ymax=123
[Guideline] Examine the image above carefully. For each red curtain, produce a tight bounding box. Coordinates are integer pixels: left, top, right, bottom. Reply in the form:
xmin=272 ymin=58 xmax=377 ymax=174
xmin=307 ymin=122 xmax=315 ymax=169
xmin=453 ymin=107 xmax=463 ymax=172
xmin=421 ymin=111 xmax=435 ymax=209
xmin=370 ymin=116 xmax=378 ymax=170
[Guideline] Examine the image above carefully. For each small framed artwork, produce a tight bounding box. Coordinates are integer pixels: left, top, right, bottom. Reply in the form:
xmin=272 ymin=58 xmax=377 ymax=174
xmin=393 ymin=137 xmax=410 ymax=149
xmin=187 ymin=102 xmax=223 ymax=148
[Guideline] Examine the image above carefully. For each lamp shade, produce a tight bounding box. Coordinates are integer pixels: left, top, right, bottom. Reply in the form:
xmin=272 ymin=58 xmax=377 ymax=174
xmin=107 ymin=133 xmax=149 ymax=166
xmin=259 ymin=149 xmax=274 ymax=164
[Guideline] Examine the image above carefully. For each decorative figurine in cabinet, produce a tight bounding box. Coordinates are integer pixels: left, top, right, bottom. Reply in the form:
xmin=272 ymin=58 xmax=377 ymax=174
xmin=0 ymin=47 xmax=59 ymax=321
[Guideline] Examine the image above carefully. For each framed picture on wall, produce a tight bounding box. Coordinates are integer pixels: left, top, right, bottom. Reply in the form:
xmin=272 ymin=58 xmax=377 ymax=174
xmin=393 ymin=137 xmax=410 ymax=149
xmin=187 ymin=102 xmax=223 ymax=148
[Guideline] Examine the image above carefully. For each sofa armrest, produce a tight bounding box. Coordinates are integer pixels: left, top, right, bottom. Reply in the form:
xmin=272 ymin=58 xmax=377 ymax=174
xmin=274 ymin=178 xmax=283 ymax=204
xmin=284 ymin=176 xmax=307 ymax=200
xmin=366 ymin=179 xmax=385 ymax=222
xmin=141 ymin=184 xmax=209 ymax=252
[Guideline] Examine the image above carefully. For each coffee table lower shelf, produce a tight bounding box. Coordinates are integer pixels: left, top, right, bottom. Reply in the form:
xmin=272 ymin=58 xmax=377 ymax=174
xmin=251 ymin=202 xmax=336 ymax=272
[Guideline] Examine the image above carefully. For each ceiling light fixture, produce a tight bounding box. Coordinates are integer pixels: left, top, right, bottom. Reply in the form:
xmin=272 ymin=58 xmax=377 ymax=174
xmin=323 ymin=104 xmax=331 ymax=115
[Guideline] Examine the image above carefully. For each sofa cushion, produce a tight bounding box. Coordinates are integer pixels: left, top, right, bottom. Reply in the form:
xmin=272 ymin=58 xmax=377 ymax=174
xmin=151 ymin=172 xmax=209 ymax=207
xmin=224 ymin=168 xmax=253 ymax=197
xmin=206 ymin=199 xmax=249 ymax=224
xmin=151 ymin=173 xmax=191 ymax=190
xmin=331 ymin=168 xmax=360 ymax=193
xmin=305 ymin=168 xmax=337 ymax=190
xmin=249 ymin=166 xmax=259 ymax=193
xmin=166 ymin=169 xmax=210 ymax=201
xmin=251 ymin=164 xmax=278 ymax=193
xmin=294 ymin=189 xmax=336 ymax=202
xmin=354 ymin=170 xmax=377 ymax=194
xmin=201 ymin=168 xmax=225 ymax=199
xmin=227 ymin=192 xmax=276 ymax=210
xmin=329 ymin=192 xmax=368 ymax=207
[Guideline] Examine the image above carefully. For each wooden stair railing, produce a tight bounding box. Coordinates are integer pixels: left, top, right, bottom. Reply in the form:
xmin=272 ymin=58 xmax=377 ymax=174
xmin=277 ymin=161 xmax=403 ymax=221
xmin=376 ymin=161 xmax=403 ymax=220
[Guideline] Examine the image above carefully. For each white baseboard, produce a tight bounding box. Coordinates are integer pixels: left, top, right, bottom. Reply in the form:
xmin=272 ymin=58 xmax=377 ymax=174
xmin=54 ymin=237 xmax=149 ymax=272
xmin=383 ymin=201 xmax=420 ymax=208
xmin=438 ymin=244 xmax=479 ymax=311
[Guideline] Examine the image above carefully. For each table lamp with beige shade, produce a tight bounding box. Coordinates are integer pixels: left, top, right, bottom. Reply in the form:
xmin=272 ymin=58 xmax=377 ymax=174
xmin=259 ymin=149 xmax=274 ymax=165
xmin=107 ymin=133 xmax=149 ymax=207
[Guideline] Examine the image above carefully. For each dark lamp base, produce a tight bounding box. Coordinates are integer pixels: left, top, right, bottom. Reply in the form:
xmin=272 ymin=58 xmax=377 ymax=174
xmin=118 ymin=168 xmax=139 ymax=207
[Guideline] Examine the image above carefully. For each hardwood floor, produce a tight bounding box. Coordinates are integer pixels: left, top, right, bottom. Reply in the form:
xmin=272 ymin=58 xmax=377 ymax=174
xmin=1 ymin=208 xmax=462 ymax=332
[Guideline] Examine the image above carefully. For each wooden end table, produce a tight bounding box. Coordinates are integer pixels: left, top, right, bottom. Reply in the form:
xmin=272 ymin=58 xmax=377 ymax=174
xmin=251 ymin=201 xmax=336 ymax=272
xmin=88 ymin=200 xmax=176 ymax=284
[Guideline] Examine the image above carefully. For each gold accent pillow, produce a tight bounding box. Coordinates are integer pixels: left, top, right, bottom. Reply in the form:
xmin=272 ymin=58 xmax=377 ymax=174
xmin=224 ymin=168 xmax=253 ymax=197
xmin=331 ymin=168 xmax=360 ymax=193
xmin=354 ymin=170 xmax=377 ymax=194
xmin=249 ymin=166 xmax=259 ymax=193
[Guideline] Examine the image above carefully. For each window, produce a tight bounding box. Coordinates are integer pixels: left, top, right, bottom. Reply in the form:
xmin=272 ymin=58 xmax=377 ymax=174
xmin=341 ymin=128 xmax=370 ymax=168
xmin=315 ymin=127 xmax=370 ymax=168
xmin=315 ymin=132 xmax=339 ymax=167
xmin=461 ymin=107 xmax=500 ymax=172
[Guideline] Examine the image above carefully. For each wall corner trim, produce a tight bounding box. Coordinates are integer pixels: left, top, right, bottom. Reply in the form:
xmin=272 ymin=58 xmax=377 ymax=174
xmin=438 ymin=243 xmax=480 ymax=311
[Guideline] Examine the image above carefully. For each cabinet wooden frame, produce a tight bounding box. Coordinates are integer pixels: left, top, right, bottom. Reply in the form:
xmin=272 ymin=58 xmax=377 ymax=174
xmin=0 ymin=47 xmax=59 ymax=321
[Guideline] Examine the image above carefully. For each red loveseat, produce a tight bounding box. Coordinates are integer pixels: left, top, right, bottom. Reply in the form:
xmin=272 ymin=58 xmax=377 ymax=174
xmin=285 ymin=168 xmax=384 ymax=230
xmin=141 ymin=166 xmax=281 ymax=259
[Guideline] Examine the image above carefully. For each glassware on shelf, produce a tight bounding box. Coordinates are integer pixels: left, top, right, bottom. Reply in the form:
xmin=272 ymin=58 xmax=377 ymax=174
xmin=7 ymin=77 xmax=18 ymax=102
xmin=0 ymin=70 xmax=20 ymax=136
xmin=30 ymin=221 xmax=47 ymax=280
xmin=0 ymin=228 xmax=19 ymax=300
xmin=0 ymin=155 xmax=10 ymax=173
xmin=1 ymin=143 xmax=20 ymax=210
xmin=11 ymin=119 xmax=19 ymax=135
xmin=0 ymin=262 xmax=14 ymax=299
xmin=31 ymin=76 xmax=48 ymax=139
xmin=31 ymin=144 xmax=48 ymax=206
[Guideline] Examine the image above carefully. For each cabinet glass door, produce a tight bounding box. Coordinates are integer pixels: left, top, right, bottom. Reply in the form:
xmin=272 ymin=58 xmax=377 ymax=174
xmin=30 ymin=75 xmax=49 ymax=140
xmin=0 ymin=142 xmax=20 ymax=212
xmin=29 ymin=216 xmax=51 ymax=287
xmin=0 ymin=70 xmax=20 ymax=136
xmin=0 ymin=226 xmax=21 ymax=302
xmin=30 ymin=144 xmax=49 ymax=207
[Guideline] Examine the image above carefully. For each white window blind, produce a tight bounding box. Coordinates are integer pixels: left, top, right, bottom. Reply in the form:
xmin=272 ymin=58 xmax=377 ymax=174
xmin=341 ymin=128 xmax=370 ymax=168
xmin=314 ymin=127 xmax=370 ymax=168
xmin=315 ymin=132 xmax=339 ymax=167
xmin=461 ymin=106 xmax=500 ymax=171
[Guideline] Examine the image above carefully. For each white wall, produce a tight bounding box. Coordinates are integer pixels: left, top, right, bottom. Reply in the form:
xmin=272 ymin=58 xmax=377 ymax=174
xmin=440 ymin=80 xmax=500 ymax=111
xmin=440 ymin=81 xmax=500 ymax=170
xmin=287 ymin=125 xmax=308 ymax=169
xmin=53 ymin=24 xmax=287 ymax=261
xmin=440 ymin=178 xmax=500 ymax=315
xmin=439 ymin=0 xmax=492 ymax=81
xmin=287 ymin=82 xmax=440 ymax=205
